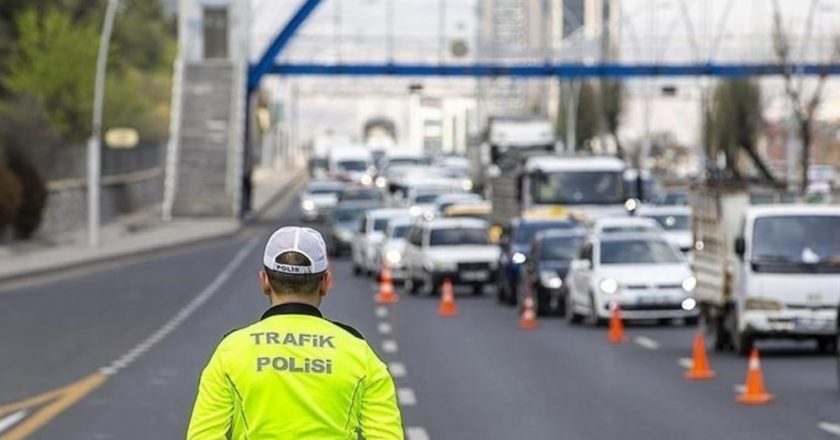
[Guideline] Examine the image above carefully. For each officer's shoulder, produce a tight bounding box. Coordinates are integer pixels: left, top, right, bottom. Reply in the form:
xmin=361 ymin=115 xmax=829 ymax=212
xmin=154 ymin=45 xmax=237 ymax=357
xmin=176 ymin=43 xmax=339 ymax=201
xmin=327 ymin=320 xmax=365 ymax=340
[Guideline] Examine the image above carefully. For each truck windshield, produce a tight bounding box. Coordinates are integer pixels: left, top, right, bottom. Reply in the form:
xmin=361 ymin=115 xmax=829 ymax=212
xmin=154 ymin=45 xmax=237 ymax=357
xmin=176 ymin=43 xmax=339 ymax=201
xmin=751 ymin=216 xmax=840 ymax=273
xmin=338 ymin=160 xmax=369 ymax=172
xmin=514 ymin=221 xmax=577 ymax=244
xmin=429 ymin=228 xmax=488 ymax=246
xmin=600 ymin=239 xmax=682 ymax=265
xmin=335 ymin=207 xmax=367 ymax=222
xmin=530 ymin=171 xmax=623 ymax=205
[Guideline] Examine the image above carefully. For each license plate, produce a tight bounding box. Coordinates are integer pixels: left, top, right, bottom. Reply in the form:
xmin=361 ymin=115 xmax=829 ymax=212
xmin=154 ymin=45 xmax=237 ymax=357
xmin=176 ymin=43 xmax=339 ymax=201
xmin=637 ymin=295 xmax=668 ymax=305
xmin=461 ymin=271 xmax=488 ymax=281
xmin=793 ymin=317 xmax=832 ymax=330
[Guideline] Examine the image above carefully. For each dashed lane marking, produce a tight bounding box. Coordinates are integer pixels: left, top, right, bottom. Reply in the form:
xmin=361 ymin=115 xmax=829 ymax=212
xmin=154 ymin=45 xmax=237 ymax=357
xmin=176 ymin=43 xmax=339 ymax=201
xmin=0 ymin=237 xmax=261 ymax=440
xmin=0 ymin=411 xmax=26 ymax=434
xmin=634 ymin=336 xmax=660 ymax=350
xmin=733 ymin=384 xmax=746 ymax=394
xmin=378 ymin=322 xmax=393 ymax=335
xmin=375 ymin=306 xmax=389 ymax=318
xmin=397 ymin=388 xmax=417 ymax=406
xmin=382 ymin=340 xmax=399 ymax=353
xmin=818 ymin=422 xmax=840 ymax=437
xmin=406 ymin=426 xmax=430 ymax=440
xmin=388 ymin=362 xmax=407 ymax=378
xmin=678 ymin=358 xmax=693 ymax=369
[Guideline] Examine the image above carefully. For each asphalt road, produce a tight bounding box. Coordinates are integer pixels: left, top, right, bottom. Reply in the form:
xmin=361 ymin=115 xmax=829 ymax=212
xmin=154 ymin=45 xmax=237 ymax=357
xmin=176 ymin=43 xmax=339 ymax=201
xmin=1 ymin=189 xmax=839 ymax=439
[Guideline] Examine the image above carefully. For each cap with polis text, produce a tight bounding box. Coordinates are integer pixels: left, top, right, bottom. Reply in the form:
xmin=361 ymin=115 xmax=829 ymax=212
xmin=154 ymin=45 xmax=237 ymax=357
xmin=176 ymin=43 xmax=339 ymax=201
xmin=263 ymin=227 xmax=328 ymax=274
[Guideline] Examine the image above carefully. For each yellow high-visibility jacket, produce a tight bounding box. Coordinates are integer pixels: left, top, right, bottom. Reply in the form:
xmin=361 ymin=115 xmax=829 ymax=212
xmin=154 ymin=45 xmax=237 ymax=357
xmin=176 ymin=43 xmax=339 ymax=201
xmin=186 ymin=302 xmax=404 ymax=439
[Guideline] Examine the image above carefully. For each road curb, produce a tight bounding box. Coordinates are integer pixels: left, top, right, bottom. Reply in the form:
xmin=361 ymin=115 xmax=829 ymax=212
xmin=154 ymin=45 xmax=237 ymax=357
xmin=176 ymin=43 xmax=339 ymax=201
xmin=0 ymin=170 xmax=304 ymax=286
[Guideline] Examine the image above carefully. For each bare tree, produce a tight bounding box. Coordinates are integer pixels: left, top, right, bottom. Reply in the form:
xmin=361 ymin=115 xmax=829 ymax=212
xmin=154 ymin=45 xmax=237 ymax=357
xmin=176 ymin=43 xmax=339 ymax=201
xmin=772 ymin=1 xmax=840 ymax=194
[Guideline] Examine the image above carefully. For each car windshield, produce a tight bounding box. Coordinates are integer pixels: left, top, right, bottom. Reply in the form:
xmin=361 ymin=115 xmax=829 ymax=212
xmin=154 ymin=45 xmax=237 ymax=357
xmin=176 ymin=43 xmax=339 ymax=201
xmin=429 ymin=228 xmax=489 ymax=246
xmin=373 ymin=218 xmax=389 ymax=231
xmin=601 ymin=225 xmax=656 ymax=234
xmin=415 ymin=193 xmax=443 ymax=204
xmin=645 ymin=214 xmax=690 ymax=231
xmin=540 ymin=236 xmax=584 ymax=260
xmin=338 ymin=160 xmax=369 ymax=172
xmin=389 ymin=158 xmax=424 ymax=167
xmin=530 ymin=171 xmax=624 ymax=205
xmin=442 ymin=167 xmax=469 ymax=178
xmin=514 ymin=222 xmax=576 ymax=244
xmin=306 ymin=183 xmax=343 ymax=195
xmin=342 ymin=189 xmax=381 ymax=201
xmin=334 ymin=207 xmax=368 ymax=222
xmin=390 ymin=225 xmax=410 ymax=238
xmin=599 ymin=239 xmax=682 ymax=265
xmin=751 ymin=215 xmax=840 ymax=273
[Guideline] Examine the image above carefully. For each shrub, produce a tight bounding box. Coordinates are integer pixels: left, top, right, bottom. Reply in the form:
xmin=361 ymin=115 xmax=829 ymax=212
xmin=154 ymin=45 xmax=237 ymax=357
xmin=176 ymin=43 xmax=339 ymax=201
xmin=0 ymin=161 xmax=23 ymax=233
xmin=5 ymin=146 xmax=48 ymax=239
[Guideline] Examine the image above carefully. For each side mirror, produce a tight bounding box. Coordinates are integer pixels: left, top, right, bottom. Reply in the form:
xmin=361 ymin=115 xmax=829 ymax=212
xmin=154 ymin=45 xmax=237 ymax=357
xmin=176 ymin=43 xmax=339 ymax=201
xmin=734 ymin=237 xmax=746 ymax=258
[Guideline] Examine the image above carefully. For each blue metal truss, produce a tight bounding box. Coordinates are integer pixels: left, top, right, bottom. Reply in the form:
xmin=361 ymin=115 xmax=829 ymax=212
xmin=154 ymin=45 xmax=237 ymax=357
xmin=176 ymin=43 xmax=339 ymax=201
xmin=249 ymin=0 xmax=839 ymax=89
xmin=265 ymin=61 xmax=840 ymax=78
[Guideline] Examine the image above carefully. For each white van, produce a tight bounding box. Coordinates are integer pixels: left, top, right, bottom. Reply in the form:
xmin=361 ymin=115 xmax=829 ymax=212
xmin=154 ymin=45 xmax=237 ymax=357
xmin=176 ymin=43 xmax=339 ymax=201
xmin=328 ymin=145 xmax=374 ymax=185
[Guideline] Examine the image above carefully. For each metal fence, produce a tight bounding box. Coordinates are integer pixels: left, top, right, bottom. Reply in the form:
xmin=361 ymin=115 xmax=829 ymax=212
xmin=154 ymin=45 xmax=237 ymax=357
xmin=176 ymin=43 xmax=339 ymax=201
xmin=38 ymin=141 xmax=165 ymax=182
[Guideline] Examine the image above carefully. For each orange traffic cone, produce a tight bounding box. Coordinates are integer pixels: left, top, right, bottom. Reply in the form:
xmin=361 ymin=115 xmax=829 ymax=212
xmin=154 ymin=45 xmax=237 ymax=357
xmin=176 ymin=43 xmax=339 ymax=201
xmin=684 ymin=332 xmax=716 ymax=380
xmin=736 ymin=348 xmax=773 ymax=404
xmin=437 ymin=278 xmax=458 ymax=317
xmin=374 ymin=265 xmax=399 ymax=304
xmin=518 ymin=294 xmax=540 ymax=329
xmin=607 ymin=304 xmax=627 ymax=344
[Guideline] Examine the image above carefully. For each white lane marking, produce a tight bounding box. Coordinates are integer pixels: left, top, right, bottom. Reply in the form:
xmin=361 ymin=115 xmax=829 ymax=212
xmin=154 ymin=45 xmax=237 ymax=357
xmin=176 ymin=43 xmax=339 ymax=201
xmin=389 ymin=362 xmax=407 ymax=378
xmin=397 ymin=388 xmax=417 ymax=406
xmin=378 ymin=322 xmax=393 ymax=335
xmin=0 ymin=410 xmax=27 ymax=433
xmin=634 ymin=336 xmax=660 ymax=350
xmin=733 ymin=384 xmax=746 ymax=394
xmin=375 ymin=306 xmax=388 ymax=318
xmin=99 ymin=237 xmax=261 ymax=376
xmin=406 ymin=426 xmax=430 ymax=440
xmin=818 ymin=422 xmax=840 ymax=437
xmin=678 ymin=358 xmax=693 ymax=370
xmin=382 ymin=340 xmax=399 ymax=353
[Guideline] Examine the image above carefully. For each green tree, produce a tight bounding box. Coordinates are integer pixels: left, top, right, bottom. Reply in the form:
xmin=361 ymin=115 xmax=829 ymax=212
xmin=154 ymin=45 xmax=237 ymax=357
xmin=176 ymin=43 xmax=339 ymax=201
xmin=600 ymin=80 xmax=625 ymax=159
xmin=557 ymin=81 xmax=600 ymax=151
xmin=4 ymin=9 xmax=99 ymax=141
xmin=709 ymin=79 xmax=778 ymax=184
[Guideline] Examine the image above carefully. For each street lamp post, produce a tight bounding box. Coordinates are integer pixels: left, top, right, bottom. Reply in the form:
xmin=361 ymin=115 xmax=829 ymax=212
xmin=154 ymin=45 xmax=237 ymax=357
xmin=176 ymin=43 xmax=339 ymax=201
xmin=87 ymin=0 xmax=120 ymax=247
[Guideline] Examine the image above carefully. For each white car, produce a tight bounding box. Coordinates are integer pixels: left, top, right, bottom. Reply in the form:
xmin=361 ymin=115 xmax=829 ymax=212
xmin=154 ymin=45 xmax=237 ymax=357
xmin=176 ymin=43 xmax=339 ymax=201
xmin=351 ymin=208 xmax=409 ymax=276
xmin=639 ymin=206 xmax=692 ymax=253
xmin=373 ymin=216 xmax=415 ymax=281
xmin=299 ymin=180 xmax=344 ymax=222
xmin=566 ymin=232 xmax=699 ymax=325
xmin=403 ymin=218 xmax=500 ymax=296
xmin=591 ymin=216 xmax=662 ymax=235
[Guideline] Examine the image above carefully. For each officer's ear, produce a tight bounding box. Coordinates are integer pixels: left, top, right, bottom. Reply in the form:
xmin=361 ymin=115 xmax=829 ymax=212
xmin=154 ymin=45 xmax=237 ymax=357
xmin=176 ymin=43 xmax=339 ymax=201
xmin=319 ymin=269 xmax=332 ymax=298
xmin=258 ymin=270 xmax=272 ymax=297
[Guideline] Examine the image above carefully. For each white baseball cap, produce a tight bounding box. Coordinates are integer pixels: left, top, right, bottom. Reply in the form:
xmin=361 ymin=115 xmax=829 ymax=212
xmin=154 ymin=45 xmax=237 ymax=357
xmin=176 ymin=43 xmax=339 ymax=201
xmin=263 ymin=227 xmax=328 ymax=274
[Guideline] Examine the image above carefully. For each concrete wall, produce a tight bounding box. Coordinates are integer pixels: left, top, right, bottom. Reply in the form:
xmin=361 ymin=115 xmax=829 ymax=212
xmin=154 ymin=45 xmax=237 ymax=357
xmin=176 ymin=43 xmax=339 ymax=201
xmin=39 ymin=169 xmax=164 ymax=236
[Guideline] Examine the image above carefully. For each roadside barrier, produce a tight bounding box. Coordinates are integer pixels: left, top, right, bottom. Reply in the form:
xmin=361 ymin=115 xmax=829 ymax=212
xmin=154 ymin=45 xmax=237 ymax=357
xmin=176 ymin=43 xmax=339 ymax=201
xmin=518 ymin=278 xmax=539 ymax=330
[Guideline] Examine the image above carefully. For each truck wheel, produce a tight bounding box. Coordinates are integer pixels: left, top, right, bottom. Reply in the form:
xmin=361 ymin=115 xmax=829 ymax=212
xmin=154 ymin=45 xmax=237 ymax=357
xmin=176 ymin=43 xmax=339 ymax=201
xmin=817 ymin=337 xmax=837 ymax=354
xmin=733 ymin=332 xmax=754 ymax=357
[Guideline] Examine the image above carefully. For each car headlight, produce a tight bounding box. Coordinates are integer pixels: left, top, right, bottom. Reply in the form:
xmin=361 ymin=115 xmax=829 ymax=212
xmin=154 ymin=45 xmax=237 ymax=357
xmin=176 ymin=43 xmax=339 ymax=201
xmin=681 ymin=276 xmax=697 ymax=292
xmin=599 ymin=278 xmax=619 ymax=294
xmin=361 ymin=174 xmax=373 ymax=186
xmin=385 ymin=249 xmax=402 ymax=265
xmin=336 ymin=228 xmax=353 ymax=241
xmin=681 ymin=298 xmax=697 ymax=311
xmin=461 ymin=179 xmax=473 ymax=191
xmin=511 ymin=252 xmax=527 ymax=265
xmin=539 ymin=270 xmax=563 ymax=289
xmin=744 ymin=297 xmax=783 ymax=311
xmin=302 ymin=200 xmax=315 ymax=211
xmin=375 ymin=176 xmax=387 ymax=188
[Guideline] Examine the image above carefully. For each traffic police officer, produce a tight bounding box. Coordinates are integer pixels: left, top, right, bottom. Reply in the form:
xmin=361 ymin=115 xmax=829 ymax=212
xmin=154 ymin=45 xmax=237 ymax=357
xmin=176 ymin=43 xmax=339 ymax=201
xmin=187 ymin=226 xmax=404 ymax=439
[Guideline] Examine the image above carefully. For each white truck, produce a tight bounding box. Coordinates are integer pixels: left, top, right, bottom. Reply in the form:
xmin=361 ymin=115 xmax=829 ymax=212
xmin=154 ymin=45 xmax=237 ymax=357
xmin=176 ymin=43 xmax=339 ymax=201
xmin=692 ymin=183 xmax=840 ymax=355
xmin=489 ymin=154 xmax=629 ymax=227
xmin=468 ymin=116 xmax=556 ymax=193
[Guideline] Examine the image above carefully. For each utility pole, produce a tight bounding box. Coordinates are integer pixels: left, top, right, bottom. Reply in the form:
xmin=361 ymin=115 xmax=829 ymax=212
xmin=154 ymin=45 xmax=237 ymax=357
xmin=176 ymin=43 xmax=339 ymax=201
xmin=87 ymin=0 xmax=120 ymax=247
